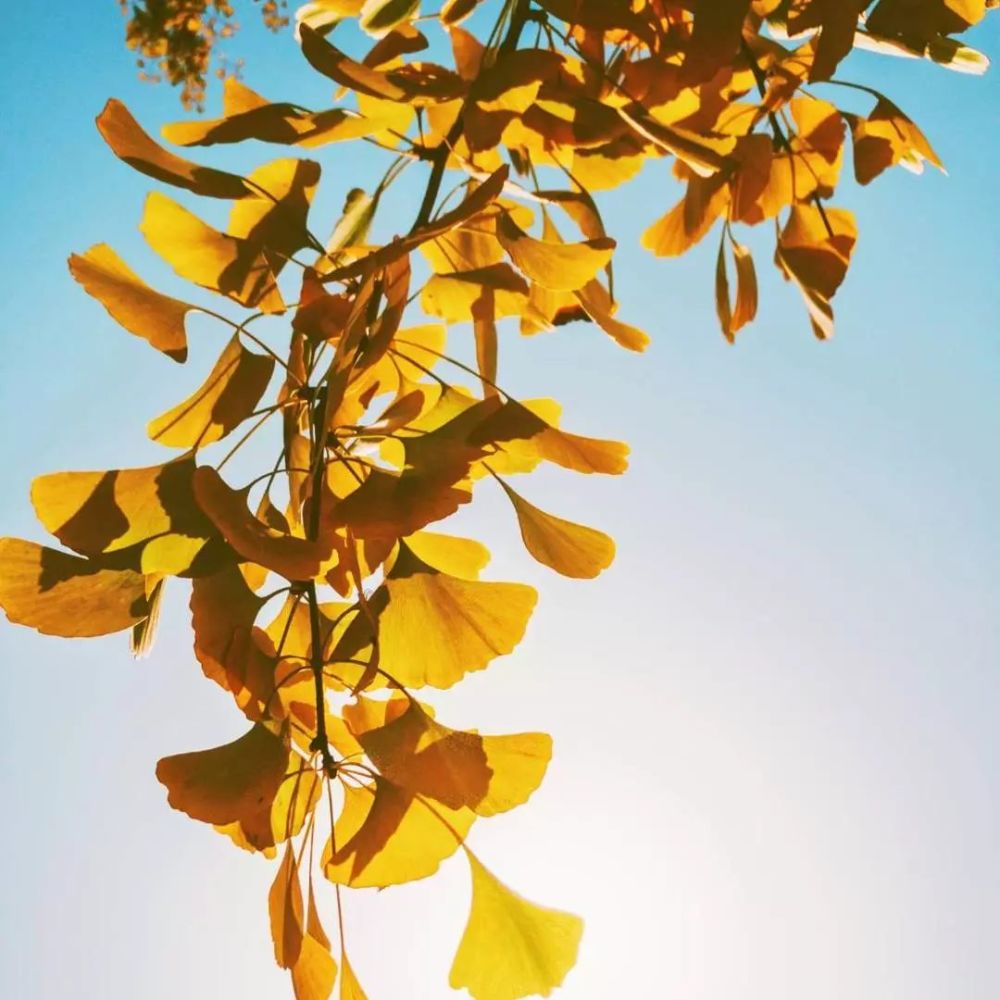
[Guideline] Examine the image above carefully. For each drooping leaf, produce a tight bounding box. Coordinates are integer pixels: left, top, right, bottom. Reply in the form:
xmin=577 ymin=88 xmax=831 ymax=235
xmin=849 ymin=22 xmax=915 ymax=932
xmin=449 ymin=849 xmax=584 ymax=1000
xmin=498 ymin=480 xmax=615 ymax=579
xmin=270 ymin=843 xmax=305 ymax=969
xmin=497 ymin=214 xmax=615 ymax=292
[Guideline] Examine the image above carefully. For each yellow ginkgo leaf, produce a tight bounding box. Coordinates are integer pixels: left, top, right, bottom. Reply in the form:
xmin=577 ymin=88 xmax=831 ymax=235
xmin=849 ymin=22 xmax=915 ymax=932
xmin=292 ymin=935 xmax=338 ymax=1000
xmin=497 ymin=213 xmax=615 ymax=292
xmin=340 ymin=953 xmax=369 ymax=1000
xmin=147 ymin=336 xmax=274 ymax=448
xmin=31 ymin=456 xmax=211 ymax=558
xmin=323 ymin=778 xmax=473 ymax=888
xmin=574 ymin=280 xmax=650 ymax=353
xmin=96 ymin=98 xmax=249 ymax=198
xmin=377 ymin=543 xmax=537 ymax=688
xmin=449 ymin=849 xmax=583 ymax=1000
xmin=156 ymin=723 xmax=289 ymax=827
xmin=498 ymin=480 xmax=615 ymax=579
xmin=140 ymin=192 xmax=285 ymax=312
xmin=68 ymin=244 xmax=196 ymax=362
xmin=269 ymin=844 xmax=305 ymax=969
xmin=0 ymin=538 xmax=150 ymax=637
xmin=403 ymin=531 xmax=490 ymax=579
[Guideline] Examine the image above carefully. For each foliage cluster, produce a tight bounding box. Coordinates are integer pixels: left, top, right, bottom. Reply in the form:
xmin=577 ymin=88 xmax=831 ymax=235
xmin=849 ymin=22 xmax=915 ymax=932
xmin=3 ymin=1 xmax=994 ymax=996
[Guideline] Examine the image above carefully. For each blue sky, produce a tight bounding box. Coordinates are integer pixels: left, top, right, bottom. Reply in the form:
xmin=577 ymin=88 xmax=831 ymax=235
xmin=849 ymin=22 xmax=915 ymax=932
xmin=0 ymin=5 xmax=998 ymax=999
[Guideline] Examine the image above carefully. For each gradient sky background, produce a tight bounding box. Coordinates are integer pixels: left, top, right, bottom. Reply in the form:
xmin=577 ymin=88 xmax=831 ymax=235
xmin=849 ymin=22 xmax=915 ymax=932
xmin=1 ymin=5 xmax=998 ymax=999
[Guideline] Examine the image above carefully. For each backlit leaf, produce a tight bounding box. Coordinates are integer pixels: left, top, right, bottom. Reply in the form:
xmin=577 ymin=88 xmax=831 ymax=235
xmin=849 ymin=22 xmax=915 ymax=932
xmin=449 ymin=849 xmax=584 ymax=1000
xmin=147 ymin=336 xmax=274 ymax=448
xmin=0 ymin=538 xmax=150 ymax=637
xmin=68 ymin=244 xmax=196 ymax=362
xmin=499 ymin=480 xmax=615 ymax=579
xmin=156 ymin=724 xmax=289 ymax=826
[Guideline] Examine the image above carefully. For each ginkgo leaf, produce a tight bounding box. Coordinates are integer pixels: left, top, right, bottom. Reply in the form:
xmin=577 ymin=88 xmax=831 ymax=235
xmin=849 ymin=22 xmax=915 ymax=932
xmin=292 ymin=935 xmax=338 ymax=1000
xmin=270 ymin=844 xmax=305 ymax=969
xmin=31 ymin=456 xmax=212 ymax=558
xmin=163 ymin=78 xmax=385 ymax=149
xmin=498 ymin=480 xmax=615 ymax=579
xmin=323 ymin=778 xmax=473 ymax=887
xmin=156 ymin=723 xmax=289 ymax=826
xmin=96 ymin=99 xmax=249 ymax=198
xmin=376 ymin=542 xmax=537 ymax=688
xmin=359 ymin=0 xmax=420 ymax=38
xmin=147 ymin=336 xmax=274 ymax=448
xmin=191 ymin=564 xmax=275 ymax=720
xmin=574 ymin=280 xmax=650 ymax=352
xmin=404 ymin=531 xmax=490 ymax=579
xmin=193 ymin=467 xmax=338 ymax=580
xmin=441 ymin=0 xmax=483 ymax=25
xmin=68 ymin=244 xmax=196 ymax=362
xmin=850 ymin=96 xmax=944 ymax=184
xmin=715 ymin=234 xmax=758 ymax=342
xmin=218 ymin=752 xmax=323 ymax=852
xmin=340 ymin=954 xmax=369 ymax=1000
xmin=0 ymin=538 xmax=150 ymax=637
xmin=344 ymin=696 xmax=551 ymax=816
xmin=497 ymin=214 xmax=615 ymax=292
xmin=140 ymin=192 xmax=285 ymax=312
xmin=775 ymin=204 xmax=857 ymax=340
xmin=449 ymin=849 xmax=583 ymax=1000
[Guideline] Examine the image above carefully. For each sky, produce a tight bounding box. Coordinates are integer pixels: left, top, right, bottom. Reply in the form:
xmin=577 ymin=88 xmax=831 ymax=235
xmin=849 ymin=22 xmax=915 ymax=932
xmin=0 ymin=5 xmax=998 ymax=999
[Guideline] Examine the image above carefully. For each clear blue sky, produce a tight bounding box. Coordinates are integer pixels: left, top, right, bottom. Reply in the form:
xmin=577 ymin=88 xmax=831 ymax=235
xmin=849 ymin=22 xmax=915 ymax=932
xmin=0 ymin=5 xmax=998 ymax=999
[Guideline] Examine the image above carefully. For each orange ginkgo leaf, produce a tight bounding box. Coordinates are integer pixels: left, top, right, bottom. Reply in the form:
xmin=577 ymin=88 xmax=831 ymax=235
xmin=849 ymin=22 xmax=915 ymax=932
xmin=496 ymin=213 xmax=615 ymax=292
xmin=147 ymin=336 xmax=275 ymax=449
xmin=374 ymin=542 xmax=537 ymax=688
xmin=345 ymin=696 xmax=552 ymax=816
xmin=190 ymin=564 xmax=276 ymax=719
xmin=163 ymin=78 xmax=385 ymax=149
xmin=850 ymin=96 xmax=944 ymax=184
xmin=787 ymin=0 xmax=869 ymax=82
xmin=140 ymin=192 xmax=285 ymax=312
xmin=68 ymin=244 xmax=197 ymax=362
xmin=0 ymin=538 xmax=150 ymax=637
xmin=715 ymin=234 xmax=759 ymax=342
xmin=323 ymin=778 xmax=473 ymax=888
xmin=96 ymin=98 xmax=249 ymax=198
xmin=217 ymin=751 xmax=323 ymax=853
xmin=441 ymin=0 xmax=483 ymax=25
xmin=498 ymin=480 xmax=615 ymax=579
xmin=270 ymin=843 xmax=305 ymax=969
xmin=774 ymin=204 xmax=857 ymax=340
xmin=30 ymin=456 xmax=213 ymax=562
xmin=193 ymin=467 xmax=338 ymax=580
xmin=449 ymin=848 xmax=584 ymax=1000
xmin=156 ymin=723 xmax=289 ymax=827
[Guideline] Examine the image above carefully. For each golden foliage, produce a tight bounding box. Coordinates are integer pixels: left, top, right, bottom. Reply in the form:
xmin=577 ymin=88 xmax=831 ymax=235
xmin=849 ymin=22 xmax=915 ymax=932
xmin=3 ymin=1 xmax=993 ymax=996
